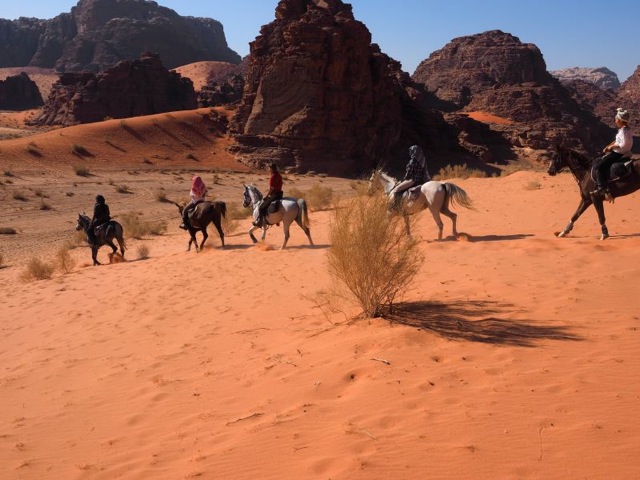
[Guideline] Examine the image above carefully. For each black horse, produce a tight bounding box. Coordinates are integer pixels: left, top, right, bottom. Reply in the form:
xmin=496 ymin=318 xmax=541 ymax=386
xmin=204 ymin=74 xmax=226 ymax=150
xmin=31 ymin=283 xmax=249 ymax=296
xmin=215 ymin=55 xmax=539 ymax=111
xmin=548 ymin=145 xmax=640 ymax=239
xmin=76 ymin=213 xmax=126 ymax=265
xmin=174 ymin=201 xmax=226 ymax=252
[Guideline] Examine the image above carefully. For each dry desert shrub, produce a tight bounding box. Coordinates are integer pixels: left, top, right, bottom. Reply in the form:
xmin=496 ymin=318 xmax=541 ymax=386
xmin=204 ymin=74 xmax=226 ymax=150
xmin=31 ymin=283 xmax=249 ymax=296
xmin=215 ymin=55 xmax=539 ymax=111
xmin=73 ymin=165 xmax=90 ymax=177
xmin=524 ymin=180 xmax=542 ymax=190
xmin=119 ymin=213 xmax=167 ymax=239
xmin=137 ymin=244 xmax=150 ymax=260
xmin=154 ymin=188 xmax=169 ymax=203
xmin=21 ymin=257 xmax=55 ymax=282
xmin=222 ymin=201 xmax=249 ymax=235
xmin=0 ymin=227 xmax=17 ymax=235
xmin=434 ymin=164 xmax=486 ymax=180
xmin=327 ymin=194 xmax=424 ymax=318
xmin=55 ymin=247 xmax=76 ymax=274
xmin=287 ymin=184 xmax=333 ymax=211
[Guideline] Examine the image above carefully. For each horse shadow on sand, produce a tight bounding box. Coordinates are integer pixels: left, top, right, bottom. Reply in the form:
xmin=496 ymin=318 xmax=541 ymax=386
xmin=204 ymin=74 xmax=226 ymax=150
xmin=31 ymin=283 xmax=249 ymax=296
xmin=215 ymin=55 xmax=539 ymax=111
xmin=384 ymin=300 xmax=581 ymax=347
xmin=445 ymin=233 xmax=534 ymax=242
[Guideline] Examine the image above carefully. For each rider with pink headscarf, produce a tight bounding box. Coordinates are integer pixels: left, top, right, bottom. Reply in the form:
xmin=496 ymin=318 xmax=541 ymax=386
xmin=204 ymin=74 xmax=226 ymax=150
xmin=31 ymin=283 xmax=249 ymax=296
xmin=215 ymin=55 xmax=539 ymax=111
xmin=180 ymin=175 xmax=208 ymax=229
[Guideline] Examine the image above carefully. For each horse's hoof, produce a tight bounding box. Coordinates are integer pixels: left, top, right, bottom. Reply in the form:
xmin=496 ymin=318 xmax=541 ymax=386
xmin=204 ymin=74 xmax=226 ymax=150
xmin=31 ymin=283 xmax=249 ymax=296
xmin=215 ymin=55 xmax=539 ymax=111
xmin=600 ymin=234 xmax=609 ymax=240
xmin=557 ymin=231 xmax=566 ymax=238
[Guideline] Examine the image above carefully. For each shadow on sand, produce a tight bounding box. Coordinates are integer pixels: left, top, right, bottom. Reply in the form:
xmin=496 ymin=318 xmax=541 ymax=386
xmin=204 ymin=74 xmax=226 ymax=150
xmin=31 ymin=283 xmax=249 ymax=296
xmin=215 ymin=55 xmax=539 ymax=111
xmin=384 ymin=300 xmax=581 ymax=347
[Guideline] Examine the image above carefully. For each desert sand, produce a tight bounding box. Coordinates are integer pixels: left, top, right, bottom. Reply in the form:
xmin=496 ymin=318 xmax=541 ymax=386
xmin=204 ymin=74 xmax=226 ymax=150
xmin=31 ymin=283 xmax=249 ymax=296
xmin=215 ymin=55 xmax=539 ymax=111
xmin=1 ymin=105 xmax=640 ymax=480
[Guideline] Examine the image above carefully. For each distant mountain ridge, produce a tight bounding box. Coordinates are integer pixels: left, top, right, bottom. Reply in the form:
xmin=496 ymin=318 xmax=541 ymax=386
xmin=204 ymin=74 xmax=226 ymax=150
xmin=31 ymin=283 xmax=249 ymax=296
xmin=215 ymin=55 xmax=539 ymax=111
xmin=0 ymin=0 xmax=240 ymax=72
xmin=550 ymin=67 xmax=621 ymax=91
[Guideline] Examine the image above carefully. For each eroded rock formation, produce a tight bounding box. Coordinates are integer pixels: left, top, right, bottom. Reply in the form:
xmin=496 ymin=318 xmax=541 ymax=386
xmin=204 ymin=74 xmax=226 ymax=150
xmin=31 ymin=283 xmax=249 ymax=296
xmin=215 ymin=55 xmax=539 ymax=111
xmin=412 ymin=30 xmax=611 ymax=154
xmin=229 ymin=0 xmax=459 ymax=175
xmin=550 ymin=67 xmax=621 ymax=91
xmin=0 ymin=72 xmax=44 ymax=110
xmin=30 ymin=52 xmax=196 ymax=126
xmin=0 ymin=0 xmax=240 ymax=72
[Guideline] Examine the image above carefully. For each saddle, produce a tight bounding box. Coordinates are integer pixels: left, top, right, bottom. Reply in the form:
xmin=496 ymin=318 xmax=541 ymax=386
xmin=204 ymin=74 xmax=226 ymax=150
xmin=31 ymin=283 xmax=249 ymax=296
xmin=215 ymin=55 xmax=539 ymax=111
xmin=267 ymin=199 xmax=281 ymax=215
xmin=608 ymin=159 xmax=634 ymax=182
xmin=186 ymin=201 xmax=206 ymax=228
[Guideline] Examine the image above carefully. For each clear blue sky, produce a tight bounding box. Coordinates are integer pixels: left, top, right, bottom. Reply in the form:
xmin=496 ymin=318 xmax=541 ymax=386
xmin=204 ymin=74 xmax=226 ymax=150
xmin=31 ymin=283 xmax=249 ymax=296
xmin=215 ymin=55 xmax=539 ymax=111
xmin=2 ymin=0 xmax=638 ymax=81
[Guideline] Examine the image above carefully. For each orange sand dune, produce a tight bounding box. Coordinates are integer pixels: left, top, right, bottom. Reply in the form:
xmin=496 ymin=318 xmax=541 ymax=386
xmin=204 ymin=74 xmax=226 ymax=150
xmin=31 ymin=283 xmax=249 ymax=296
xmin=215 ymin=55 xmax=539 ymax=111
xmin=173 ymin=61 xmax=237 ymax=92
xmin=1 ymin=166 xmax=640 ymax=479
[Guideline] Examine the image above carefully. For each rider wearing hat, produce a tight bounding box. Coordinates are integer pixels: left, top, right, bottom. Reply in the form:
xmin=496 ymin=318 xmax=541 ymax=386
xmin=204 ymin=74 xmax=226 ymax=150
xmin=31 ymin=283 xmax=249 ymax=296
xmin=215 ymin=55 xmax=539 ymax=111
xmin=592 ymin=107 xmax=633 ymax=198
xmin=255 ymin=162 xmax=283 ymax=227
xmin=89 ymin=194 xmax=111 ymax=244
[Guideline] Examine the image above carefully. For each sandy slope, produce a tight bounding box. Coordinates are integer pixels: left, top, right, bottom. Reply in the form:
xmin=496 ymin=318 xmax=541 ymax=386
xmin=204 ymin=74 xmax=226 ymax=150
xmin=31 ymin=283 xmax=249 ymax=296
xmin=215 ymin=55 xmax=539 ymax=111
xmin=1 ymin=147 xmax=640 ymax=480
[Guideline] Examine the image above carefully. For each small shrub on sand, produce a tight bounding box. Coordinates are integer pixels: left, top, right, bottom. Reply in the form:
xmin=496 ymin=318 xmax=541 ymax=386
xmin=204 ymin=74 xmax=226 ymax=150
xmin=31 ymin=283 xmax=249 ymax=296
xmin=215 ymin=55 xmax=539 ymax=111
xmin=71 ymin=144 xmax=91 ymax=156
xmin=13 ymin=193 xmax=28 ymax=202
xmin=115 ymin=184 xmax=131 ymax=194
xmin=119 ymin=213 xmax=167 ymax=239
xmin=327 ymin=194 xmax=424 ymax=318
xmin=137 ymin=244 xmax=150 ymax=260
xmin=21 ymin=257 xmax=55 ymax=282
xmin=524 ymin=180 xmax=542 ymax=190
xmin=221 ymin=201 xmax=249 ymax=235
xmin=306 ymin=183 xmax=334 ymax=211
xmin=73 ymin=165 xmax=90 ymax=177
xmin=154 ymin=188 xmax=169 ymax=203
xmin=39 ymin=199 xmax=52 ymax=211
xmin=0 ymin=227 xmax=17 ymax=235
xmin=55 ymin=247 xmax=76 ymax=274
xmin=434 ymin=164 xmax=486 ymax=180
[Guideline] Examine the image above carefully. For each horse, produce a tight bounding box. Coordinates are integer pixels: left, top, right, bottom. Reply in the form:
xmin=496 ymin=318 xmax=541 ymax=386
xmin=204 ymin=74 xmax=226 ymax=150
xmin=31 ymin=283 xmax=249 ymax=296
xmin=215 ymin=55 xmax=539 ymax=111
xmin=75 ymin=213 xmax=126 ymax=266
xmin=242 ymin=184 xmax=313 ymax=250
xmin=173 ymin=201 xmax=226 ymax=252
xmin=547 ymin=145 xmax=640 ymax=240
xmin=369 ymin=169 xmax=475 ymax=239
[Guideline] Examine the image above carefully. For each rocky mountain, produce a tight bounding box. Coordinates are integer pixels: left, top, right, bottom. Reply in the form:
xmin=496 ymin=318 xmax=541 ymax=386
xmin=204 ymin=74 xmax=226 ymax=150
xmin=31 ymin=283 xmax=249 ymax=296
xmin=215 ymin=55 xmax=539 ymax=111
xmin=0 ymin=72 xmax=44 ymax=110
xmin=30 ymin=52 xmax=196 ymax=126
xmin=617 ymin=65 xmax=640 ymax=125
xmin=228 ymin=0 xmax=462 ymax=175
xmin=412 ymin=30 xmax=611 ymax=155
xmin=0 ymin=0 xmax=240 ymax=73
xmin=550 ymin=67 xmax=621 ymax=91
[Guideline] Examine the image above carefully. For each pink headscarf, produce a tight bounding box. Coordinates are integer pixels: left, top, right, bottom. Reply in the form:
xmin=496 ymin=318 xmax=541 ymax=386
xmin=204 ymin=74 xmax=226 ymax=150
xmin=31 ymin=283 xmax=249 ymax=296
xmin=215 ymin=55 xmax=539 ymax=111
xmin=191 ymin=175 xmax=206 ymax=198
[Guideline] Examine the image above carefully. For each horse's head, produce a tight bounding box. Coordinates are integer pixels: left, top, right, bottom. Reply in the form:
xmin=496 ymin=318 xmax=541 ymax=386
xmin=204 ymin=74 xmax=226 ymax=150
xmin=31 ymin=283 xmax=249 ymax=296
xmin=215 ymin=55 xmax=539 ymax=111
xmin=547 ymin=145 xmax=567 ymax=176
xmin=76 ymin=212 xmax=90 ymax=231
xmin=242 ymin=184 xmax=262 ymax=208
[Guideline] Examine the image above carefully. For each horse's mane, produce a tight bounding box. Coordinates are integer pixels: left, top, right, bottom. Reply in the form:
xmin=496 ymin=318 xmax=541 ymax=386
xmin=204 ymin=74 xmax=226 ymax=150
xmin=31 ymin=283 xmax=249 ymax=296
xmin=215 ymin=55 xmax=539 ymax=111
xmin=558 ymin=145 xmax=593 ymax=167
xmin=247 ymin=184 xmax=263 ymax=200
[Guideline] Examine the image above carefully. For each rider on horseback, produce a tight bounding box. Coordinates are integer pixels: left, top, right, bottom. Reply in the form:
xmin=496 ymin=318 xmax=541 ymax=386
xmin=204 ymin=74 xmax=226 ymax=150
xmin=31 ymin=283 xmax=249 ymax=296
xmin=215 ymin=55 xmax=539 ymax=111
xmin=89 ymin=194 xmax=111 ymax=245
xmin=591 ymin=108 xmax=633 ymax=198
xmin=390 ymin=145 xmax=430 ymax=211
xmin=255 ymin=163 xmax=283 ymax=227
xmin=180 ymin=175 xmax=208 ymax=230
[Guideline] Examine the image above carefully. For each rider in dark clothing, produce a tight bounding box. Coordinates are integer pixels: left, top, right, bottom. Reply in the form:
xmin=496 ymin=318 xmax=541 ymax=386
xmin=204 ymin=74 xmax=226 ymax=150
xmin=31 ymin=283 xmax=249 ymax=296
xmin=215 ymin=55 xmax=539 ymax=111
xmin=88 ymin=194 xmax=111 ymax=244
xmin=255 ymin=163 xmax=283 ymax=227
xmin=391 ymin=145 xmax=430 ymax=210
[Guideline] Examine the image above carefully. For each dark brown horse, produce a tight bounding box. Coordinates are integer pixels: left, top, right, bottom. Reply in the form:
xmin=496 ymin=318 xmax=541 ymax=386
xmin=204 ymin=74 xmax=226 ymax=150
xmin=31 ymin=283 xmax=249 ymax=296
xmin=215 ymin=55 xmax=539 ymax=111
xmin=174 ymin=201 xmax=226 ymax=252
xmin=76 ymin=213 xmax=126 ymax=265
xmin=547 ymin=145 xmax=640 ymax=239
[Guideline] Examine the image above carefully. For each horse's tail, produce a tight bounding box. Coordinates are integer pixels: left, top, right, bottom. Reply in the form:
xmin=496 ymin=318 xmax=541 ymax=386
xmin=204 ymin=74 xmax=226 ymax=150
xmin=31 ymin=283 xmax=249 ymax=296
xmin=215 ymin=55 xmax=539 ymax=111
xmin=114 ymin=221 xmax=127 ymax=251
xmin=297 ymin=198 xmax=311 ymax=227
xmin=215 ymin=201 xmax=227 ymax=218
xmin=444 ymin=183 xmax=475 ymax=210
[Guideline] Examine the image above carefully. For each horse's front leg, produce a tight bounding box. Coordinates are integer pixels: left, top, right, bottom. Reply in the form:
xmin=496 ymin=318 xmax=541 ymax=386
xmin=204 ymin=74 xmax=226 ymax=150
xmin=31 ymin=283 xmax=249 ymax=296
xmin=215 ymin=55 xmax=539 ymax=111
xmin=403 ymin=214 xmax=412 ymax=236
xmin=592 ymin=198 xmax=608 ymax=240
xmin=248 ymin=225 xmax=259 ymax=243
xmin=92 ymin=246 xmax=100 ymax=266
xmin=557 ymin=198 xmax=591 ymax=238
xmin=188 ymin=230 xmax=196 ymax=252
xmin=261 ymin=226 xmax=267 ymax=241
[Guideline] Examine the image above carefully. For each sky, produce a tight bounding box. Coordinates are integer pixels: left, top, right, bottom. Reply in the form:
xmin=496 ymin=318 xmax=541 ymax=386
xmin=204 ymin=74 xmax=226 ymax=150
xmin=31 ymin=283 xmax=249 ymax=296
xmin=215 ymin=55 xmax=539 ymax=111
xmin=2 ymin=0 xmax=638 ymax=82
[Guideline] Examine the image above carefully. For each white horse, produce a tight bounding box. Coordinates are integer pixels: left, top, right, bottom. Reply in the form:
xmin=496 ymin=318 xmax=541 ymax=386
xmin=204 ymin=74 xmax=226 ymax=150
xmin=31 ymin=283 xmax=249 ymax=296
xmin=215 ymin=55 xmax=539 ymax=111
xmin=369 ymin=169 xmax=475 ymax=239
xmin=242 ymin=184 xmax=313 ymax=250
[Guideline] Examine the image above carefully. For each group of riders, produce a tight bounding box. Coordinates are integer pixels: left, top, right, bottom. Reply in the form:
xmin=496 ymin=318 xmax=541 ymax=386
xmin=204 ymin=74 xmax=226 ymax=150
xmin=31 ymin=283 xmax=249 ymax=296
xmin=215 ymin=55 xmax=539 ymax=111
xmin=84 ymin=107 xmax=633 ymax=245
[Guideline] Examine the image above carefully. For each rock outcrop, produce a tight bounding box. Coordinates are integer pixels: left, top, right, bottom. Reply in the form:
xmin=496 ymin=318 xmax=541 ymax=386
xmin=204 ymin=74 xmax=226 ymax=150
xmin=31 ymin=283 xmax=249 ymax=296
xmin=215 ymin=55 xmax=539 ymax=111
xmin=0 ymin=72 xmax=44 ymax=110
xmin=198 ymin=59 xmax=247 ymax=107
xmin=30 ymin=52 xmax=196 ymax=126
xmin=550 ymin=67 xmax=621 ymax=91
xmin=0 ymin=0 xmax=240 ymax=72
xmin=617 ymin=66 xmax=640 ymax=123
xmin=412 ymin=30 xmax=611 ymax=154
xmin=229 ymin=0 xmax=460 ymax=175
